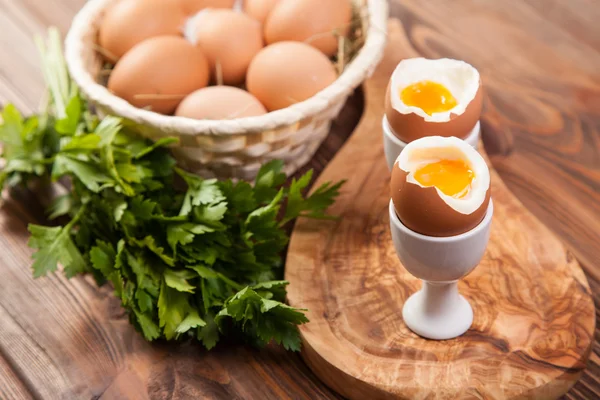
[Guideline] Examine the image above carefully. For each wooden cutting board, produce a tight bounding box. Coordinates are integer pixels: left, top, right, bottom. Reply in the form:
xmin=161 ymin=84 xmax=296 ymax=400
xmin=285 ymin=19 xmax=595 ymax=400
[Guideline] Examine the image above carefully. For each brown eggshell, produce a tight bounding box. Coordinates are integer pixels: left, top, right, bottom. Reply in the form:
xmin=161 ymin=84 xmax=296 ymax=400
xmin=192 ymin=9 xmax=264 ymax=85
xmin=385 ymin=81 xmax=483 ymax=143
xmin=244 ymin=0 xmax=280 ymax=23
xmin=108 ymin=36 xmax=209 ymax=115
xmin=264 ymin=0 xmax=352 ymax=56
xmin=175 ymin=86 xmax=267 ymax=119
xmin=179 ymin=0 xmax=235 ymax=14
xmin=246 ymin=41 xmax=337 ymax=111
xmin=98 ymin=0 xmax=186 ymax=62
xmin=390 ymin=164 xmax=491 ymax=237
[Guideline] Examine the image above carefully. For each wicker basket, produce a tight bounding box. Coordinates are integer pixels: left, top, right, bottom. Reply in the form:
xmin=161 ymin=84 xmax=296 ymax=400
xmin=65 ymin=0 xmax=388 ymax=180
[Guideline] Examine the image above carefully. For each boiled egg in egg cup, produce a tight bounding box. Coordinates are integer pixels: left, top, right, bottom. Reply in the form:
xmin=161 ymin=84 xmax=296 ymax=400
xmin=389 ymin=136 xmax=492 ymax=340
xmin=383 ymin=58 xmax=483 ymax=171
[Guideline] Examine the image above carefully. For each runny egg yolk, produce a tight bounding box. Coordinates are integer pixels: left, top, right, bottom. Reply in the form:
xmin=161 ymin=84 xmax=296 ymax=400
xmin=414 ymin=159 xmax=474 ymax=198
xmin=400 ymin=80 xmax=458 ymax=116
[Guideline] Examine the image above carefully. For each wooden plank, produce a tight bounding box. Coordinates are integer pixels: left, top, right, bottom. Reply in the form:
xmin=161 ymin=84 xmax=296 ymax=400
xmin=0 ymin=355 xmax=33 ymax=400
xmin=389 ymin=0 xmax=600 ymax=398
xmin=0 ymin=303 xmax=73 ymax=399
xmin=286 ymin=18 xmax=595 ymax=399
xmin=0 ymin=1 xmax=352 ymax=396
xmin=0 ymin=0 xmax=597 ymax=398
xmin=0 ymin=188 xmax=348 ymax=399
xmin=0 ymin=197 xmax=117 ymax=398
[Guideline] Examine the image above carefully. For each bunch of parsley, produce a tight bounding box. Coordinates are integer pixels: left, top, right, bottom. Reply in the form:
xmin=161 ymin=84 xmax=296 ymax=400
xmin=0 ymin=29 xmax=343 ymax=351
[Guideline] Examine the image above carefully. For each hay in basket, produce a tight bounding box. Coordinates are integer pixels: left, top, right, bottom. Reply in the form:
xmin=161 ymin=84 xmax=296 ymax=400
xmin=65 ymin=0 xmax=389 ymax=180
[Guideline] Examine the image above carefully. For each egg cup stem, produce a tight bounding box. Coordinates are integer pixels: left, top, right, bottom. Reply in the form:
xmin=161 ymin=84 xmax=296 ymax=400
xmin=389 ymin=200 xmax=494 ymax=340
xmin=402 ymin=280 xmax=473 ymax=340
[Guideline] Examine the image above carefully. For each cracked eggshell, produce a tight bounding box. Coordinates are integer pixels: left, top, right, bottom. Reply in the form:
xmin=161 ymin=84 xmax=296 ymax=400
xmin=385 ymin=58 xmax=483 ymax=143
xmin=391 ymin=136 xmax=491 ymax=237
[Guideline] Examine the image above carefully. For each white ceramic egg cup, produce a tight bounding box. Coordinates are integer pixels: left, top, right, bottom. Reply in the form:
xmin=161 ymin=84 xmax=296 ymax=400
xmin=382 ymin=116 xmax=481 ymax=171
xmin=389 ymin=199 xmax=494 ymax=340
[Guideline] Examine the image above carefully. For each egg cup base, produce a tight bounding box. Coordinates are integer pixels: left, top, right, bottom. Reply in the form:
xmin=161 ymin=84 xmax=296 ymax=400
xmin=382 ymin=116 xmax=481 ymax=171
xmin=402 ymin=280 xmax=474 ymax=340
xmin=389 ymin=200 xmax=493 ymax=340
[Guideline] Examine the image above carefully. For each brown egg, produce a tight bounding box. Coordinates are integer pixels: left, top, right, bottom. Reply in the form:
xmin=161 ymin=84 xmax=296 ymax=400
xmin=246 ymin=41 xmax=337 ymax=111
xmin=108 ymin=36 xmax=209 ymax=115
xmin=186 ymin=9 xmax=263 ymax=85
xmin=385 ymin=58 xmax=483 ymax=143
xmin=98 ymin=0 xmax=186 ymax=62
xmin=390 ymin=136 xmax=491 ymax=237
xmin=244 ymin=0 xmax=279 ymax=23
xmin=179 ymin=0 xmax=235 ymax=14
xmin=175 ymin=86 xmax=267 ymax=119
xmin=265 ymin=0 xmax=352 ymax=56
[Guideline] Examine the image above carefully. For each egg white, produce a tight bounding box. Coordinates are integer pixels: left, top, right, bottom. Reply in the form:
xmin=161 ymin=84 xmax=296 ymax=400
xmin=396 ymin=136 xmax=490 ymax=215
xmin=389 ymin=58 xmax=480 ymax=123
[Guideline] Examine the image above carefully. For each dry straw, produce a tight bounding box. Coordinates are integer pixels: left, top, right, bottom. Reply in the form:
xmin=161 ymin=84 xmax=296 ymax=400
xmin=65 ymin=0 xmax=388 ymax=180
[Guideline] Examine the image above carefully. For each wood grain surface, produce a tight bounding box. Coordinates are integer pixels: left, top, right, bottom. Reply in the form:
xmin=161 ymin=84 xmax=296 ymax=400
xmin=286 ymin=18 xmax=595 ymax=399
xmin=0 ymin=0 xmax=599 ymax=399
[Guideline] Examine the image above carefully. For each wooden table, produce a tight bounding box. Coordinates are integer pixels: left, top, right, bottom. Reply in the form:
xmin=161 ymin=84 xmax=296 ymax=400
xmin=0 ymin=0 xmax=598 ymax=399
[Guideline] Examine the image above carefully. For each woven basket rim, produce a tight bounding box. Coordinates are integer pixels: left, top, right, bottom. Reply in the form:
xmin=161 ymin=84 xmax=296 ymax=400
xmin=65 ymin=0 xmax=388 ymax=136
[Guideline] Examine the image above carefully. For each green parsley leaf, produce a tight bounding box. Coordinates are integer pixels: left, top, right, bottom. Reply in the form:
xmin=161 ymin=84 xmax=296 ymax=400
xmin=52 ymin=154 xmax=113 ymax=192
xmin=192 ymin=202 xmax=228 ymax=226
xmin=197 ymin=312 xmax=219 ymax=349
xmin=47 ymin=194 xmax=72 ymax=220
xmin=164 ymin=269 xmax=196 ymax=293
xmin=136 ymin=290 xmax=154 ymax=314
xmin=96 ymin=116 xmax=121 ymax=147
xmin=176 ymin=309 xmax=206 ymax=334
xmin=130 ymin=236 xmax=175 ymax=266
xmin=158 ymin=280 xmax=189 ymax=340
xmin=177 ymin=169 xmax=226 ymax=216
xmin=28 ymin=207 xmax=87 ymax=278
xmin=167 ymin=223 xmax=214 ymax=252
xmin=129 ymin=196 xmax=156 ymax=220
xmin=55 ymin=95 xmax=82 ymax=135
xmin=216 ymin=286 xmax=308 ymax=351
xmin=254 ymin=160 xmax=286 ymax=204
xmin=90 ymin=240 xmax=116 ymax=277
xmin=0 ymin=105 xmax=47 ymax=186
xmin=1 ymin=27 xmax=346 ymax=352
xmin=61 ymin=133 xmax=101 ymax=151
xmin=282 ymin=172 xmax=345 ymax=225
xmin=133 ymin=310 xmax=161 ymax=341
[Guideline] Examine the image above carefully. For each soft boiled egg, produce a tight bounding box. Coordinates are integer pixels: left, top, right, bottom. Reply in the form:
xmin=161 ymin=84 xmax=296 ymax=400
xmin=385 ymin=58 xmax=483 ymax=143
xmin=391 ymin=136 xmax=491 ymax=237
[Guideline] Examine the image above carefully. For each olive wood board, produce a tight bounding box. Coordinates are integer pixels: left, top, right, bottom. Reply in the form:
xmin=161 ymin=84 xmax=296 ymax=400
xmin=285 ymin=19 xmax=595 ymax=400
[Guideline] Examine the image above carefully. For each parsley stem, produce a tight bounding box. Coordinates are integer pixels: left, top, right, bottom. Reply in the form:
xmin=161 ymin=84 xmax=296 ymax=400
xmin=217 ymin=272 xmax=244 ymax=291
xmin=64 ymin=202 xmax=87 ymax=231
